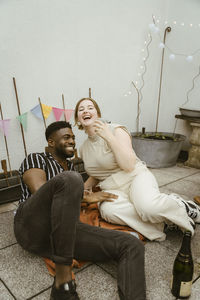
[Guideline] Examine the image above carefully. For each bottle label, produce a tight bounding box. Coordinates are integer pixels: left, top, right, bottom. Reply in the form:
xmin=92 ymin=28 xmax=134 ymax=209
xmin=179 ymin=281 xmax=192 ymax=297
xmin=171 ymin=277 xmax=192 ymax=297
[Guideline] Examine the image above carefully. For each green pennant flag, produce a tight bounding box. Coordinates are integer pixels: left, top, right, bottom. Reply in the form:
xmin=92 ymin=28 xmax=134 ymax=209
xmin=16 ymin=112 xmax=28 ymax=131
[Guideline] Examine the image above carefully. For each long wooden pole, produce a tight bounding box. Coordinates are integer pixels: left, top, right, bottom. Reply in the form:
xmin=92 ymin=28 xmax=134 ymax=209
xmin=89 ymin=88 xmax=91 ymax=98
xmin=62 ymin=94 xmax=66 ymax=121
xmin=38 ymin=97 xmax=46 ymax=129
xmin=155 ymin=27 xmax=171 ymax=133
xmin=0 ymin=103 xmax=12 ymax=176
xmin=13 ymin=77 xmax=27 ymax=157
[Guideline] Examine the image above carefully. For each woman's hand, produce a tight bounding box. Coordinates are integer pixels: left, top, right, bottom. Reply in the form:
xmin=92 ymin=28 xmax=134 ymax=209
xmin=93 ymin=120 xmax=113 ymax=141
xmin=83 ymin=190 xmax=118 ymax=204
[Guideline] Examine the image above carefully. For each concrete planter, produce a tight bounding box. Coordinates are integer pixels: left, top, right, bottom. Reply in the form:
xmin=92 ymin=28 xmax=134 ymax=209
xmin=131 ymin=132 xmax=186 ymax=168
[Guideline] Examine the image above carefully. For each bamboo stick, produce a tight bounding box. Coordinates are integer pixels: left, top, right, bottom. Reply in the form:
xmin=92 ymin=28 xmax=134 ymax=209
xmin=0 ymin=103 xmax=12 ymax=176
xmin=13 ymin=77 xmax=27 ymax=157
xmin=89 ymin=88 xmax=91 ymax=98
xmin=1 ymin=159 xmax=10 ymax=186
xmin=38 ymin=97 xmax=46 ymax=129
xmin=62 ymin=94 xmax=66 ymax=121
xmin=155 ymin=27 xmax=171 ymax=133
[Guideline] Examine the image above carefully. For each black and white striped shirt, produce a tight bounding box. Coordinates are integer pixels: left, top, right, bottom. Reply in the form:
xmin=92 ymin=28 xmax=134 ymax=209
xmin=19 ymin=152 xmax=74 ymax=203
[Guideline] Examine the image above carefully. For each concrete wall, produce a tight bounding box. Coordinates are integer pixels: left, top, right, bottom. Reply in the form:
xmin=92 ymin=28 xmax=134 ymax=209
xmin=0 ymin=0 xmax=200 ymax=170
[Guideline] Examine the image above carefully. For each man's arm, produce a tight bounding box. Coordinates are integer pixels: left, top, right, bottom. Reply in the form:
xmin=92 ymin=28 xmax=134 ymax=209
xmin=23 ymin=168 xmax=47 ymax=194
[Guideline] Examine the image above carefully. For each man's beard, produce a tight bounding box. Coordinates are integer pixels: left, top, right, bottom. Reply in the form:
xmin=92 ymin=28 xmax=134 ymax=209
xmin=55 ymin=146 xmax=74 ymax=159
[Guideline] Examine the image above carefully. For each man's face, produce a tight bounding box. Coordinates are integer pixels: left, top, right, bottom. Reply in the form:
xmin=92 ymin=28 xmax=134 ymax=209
xmin=50 ymin=127 xmax=75 ymax=158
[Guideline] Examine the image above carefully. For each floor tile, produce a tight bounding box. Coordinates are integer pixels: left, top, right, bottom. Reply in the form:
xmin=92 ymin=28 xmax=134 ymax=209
xmin=0 ymin=202 xmax=16 ymax=213
xmin=163 ymin=178 xmax=200 ymax=199
xmin=0 ymin=211 xmax=16 ymax=249
xmin=191 ymin=279 xmax=200 ymax=300
xmin=0 ymin=244 xmax=52 ymax=300
xmin=145 ymin=242 xmax=199 ymax=300
xmin=75 ymin=264 xmax=120 ymax=300
xmin=157 ymin=165 xmax=200 ymax=179
xmin=30 ymin=289 xmax=51 ymax=299
xmin=96 ymin=260 xmax=117 ymax=279
xmin=0 ymin=281 xmax=15 ymax=300
xmin=162 ymin=225 xmax=200 ymax=258
xmin=186 ymin=173 xmax=200 ymax=185
xmin=149 ymin=169 xmax=180 ymax=187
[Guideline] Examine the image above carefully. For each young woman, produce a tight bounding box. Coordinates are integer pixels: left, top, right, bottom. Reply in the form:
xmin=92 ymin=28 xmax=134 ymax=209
xmin=74 ymin=97 xmax=200 ymax=241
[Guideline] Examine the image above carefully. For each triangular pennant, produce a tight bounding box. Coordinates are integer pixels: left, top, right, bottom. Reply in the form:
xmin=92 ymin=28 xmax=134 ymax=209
xmin=52 ymin=107 xmax=64 ymax=121
xmin=16 ymin=112 xmax=28 ymax=131
xmin=41 ymin=104 xmax=52 ymax=119
xmin=0 ymin=119 xmax=11 ymax=136
xmin=64 ymin=109 xmax=74 ymax=122
xmin=31 ymin=104 xmax=43 ymax=120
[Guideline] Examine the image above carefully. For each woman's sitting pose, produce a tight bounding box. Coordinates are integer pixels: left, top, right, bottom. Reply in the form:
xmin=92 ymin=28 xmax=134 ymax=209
xmin=74 ymin=97 xmax=200 ymax=241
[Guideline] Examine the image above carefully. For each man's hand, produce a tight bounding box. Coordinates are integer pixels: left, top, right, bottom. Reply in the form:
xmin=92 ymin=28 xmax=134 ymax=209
xmin=83 ymin=190 xmax=118 ymax=204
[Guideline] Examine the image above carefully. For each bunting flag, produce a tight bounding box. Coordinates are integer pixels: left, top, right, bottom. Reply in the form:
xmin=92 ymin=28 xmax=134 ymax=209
xmin=41 ymin=104 xmax=52 ymax=119
xmin=16 ymin=112 xmax=28 ymax=131
xmin=64 ymin=109 xmax=74 ymax=122
xmin=52 ymin=107 xmax=64 ymax=121
xmin=0 ymin=119 xmax=11 ymax=136
xmin=31 ymin=104 xmax=43 ymax=120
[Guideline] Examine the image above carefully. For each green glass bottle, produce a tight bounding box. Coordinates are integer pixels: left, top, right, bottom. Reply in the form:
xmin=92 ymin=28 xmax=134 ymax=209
xmin=171 ymin=231 xmax=193 ymax=299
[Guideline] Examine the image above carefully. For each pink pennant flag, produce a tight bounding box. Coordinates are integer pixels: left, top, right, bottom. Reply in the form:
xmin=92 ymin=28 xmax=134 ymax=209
xmin=0 ymin=119 xmax=11 ymax=136
xmin=52 ymin=107 xmax=64 ymax=121
xmin=64 ymin=109 xmax=74 ymax=122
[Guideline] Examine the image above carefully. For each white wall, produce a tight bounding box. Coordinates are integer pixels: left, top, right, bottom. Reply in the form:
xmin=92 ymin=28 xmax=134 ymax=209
xmin=0 ymin=0 xmax=199 ymax=171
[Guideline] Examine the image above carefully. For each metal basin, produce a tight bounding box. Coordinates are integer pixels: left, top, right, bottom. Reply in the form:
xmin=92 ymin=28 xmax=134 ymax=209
xmin=131 ymin=132 xmax=186 ymax=168
xmin=179 ymin=107 xmax=200 ymax=118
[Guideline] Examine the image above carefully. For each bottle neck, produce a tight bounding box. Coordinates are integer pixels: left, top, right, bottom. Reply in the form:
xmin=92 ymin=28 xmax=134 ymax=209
xmin=179 ymin=232 xmax=192 ymax=256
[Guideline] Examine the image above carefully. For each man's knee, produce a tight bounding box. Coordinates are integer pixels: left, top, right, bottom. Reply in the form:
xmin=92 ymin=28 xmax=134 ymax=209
xmin=53 ymin=171 xmax=83 ymax=188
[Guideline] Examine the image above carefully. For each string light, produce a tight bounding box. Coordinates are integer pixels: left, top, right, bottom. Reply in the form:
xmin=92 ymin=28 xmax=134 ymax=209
xmin=159 ymin=42 xmax=165 ymax=49
xmin=186 ymin=55 xmax=193 ymax=62
xmin=169 ymin=54 xmax=175 ymax=60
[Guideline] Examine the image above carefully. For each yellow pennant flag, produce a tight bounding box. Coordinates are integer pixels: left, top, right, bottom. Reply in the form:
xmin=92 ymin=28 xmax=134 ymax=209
xmin=41 ymin=104 xmax=52 ymax=119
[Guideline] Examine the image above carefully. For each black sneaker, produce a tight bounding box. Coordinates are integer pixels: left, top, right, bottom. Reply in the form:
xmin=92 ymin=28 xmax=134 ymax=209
xmin=50 ymin=279 xmax=80 ymax=300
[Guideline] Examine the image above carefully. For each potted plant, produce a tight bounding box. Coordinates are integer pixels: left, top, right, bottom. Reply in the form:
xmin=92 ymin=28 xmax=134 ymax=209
xmin=131 ymin=26 xmax=186 ymax=168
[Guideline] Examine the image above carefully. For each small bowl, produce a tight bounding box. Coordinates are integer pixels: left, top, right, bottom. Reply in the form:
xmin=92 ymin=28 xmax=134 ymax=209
xmin=179 ymin=107 xmax=200 ymax=118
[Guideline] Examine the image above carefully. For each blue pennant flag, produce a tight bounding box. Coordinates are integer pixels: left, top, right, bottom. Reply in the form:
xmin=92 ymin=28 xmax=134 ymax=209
xmin=30 ymin=104 xmax=43 ymax=120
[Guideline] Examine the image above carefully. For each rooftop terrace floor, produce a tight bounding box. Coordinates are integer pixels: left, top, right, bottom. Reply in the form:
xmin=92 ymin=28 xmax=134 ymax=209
xmin=0 ymin=163 xmax=200 ymax=299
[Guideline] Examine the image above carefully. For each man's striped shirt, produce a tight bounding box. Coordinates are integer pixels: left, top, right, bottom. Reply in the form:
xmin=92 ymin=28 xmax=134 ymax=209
xmin=19 ymin=152 xmax=74 ymax=203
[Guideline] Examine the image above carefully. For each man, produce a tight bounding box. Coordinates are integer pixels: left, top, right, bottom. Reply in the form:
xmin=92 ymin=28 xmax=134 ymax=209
xmin=14 ymin=121 xmax=146 ymax=300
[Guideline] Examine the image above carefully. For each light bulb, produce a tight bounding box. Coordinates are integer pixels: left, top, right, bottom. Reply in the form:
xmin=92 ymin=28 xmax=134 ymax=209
xmin=159 ymin=42 xmax=165 ymax=49
xmin=124 ymin=94 xmax=128 ymax=97
xmin=128 ymin=91 xmax=132 ymax=95
xmin=186 ymin=55 xmax=193 ymax=62
xmin=181 ymin=22 xmax=185 ymax=26
xmin=169 ymin=54 xmax=175 ymax=60
xmin=173 ymin=21 xmax=177 ymax=24
xmin=190 ymin=24 xmax=193 ymax=27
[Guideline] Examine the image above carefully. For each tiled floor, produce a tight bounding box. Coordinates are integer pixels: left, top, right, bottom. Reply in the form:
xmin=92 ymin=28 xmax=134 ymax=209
xmin=0 ymin=163 xmax=200 ymax=299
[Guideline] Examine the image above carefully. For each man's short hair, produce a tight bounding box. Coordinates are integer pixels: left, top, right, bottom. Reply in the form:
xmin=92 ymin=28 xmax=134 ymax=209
xmin=45 ymin=121 xmax=72 ymax=141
